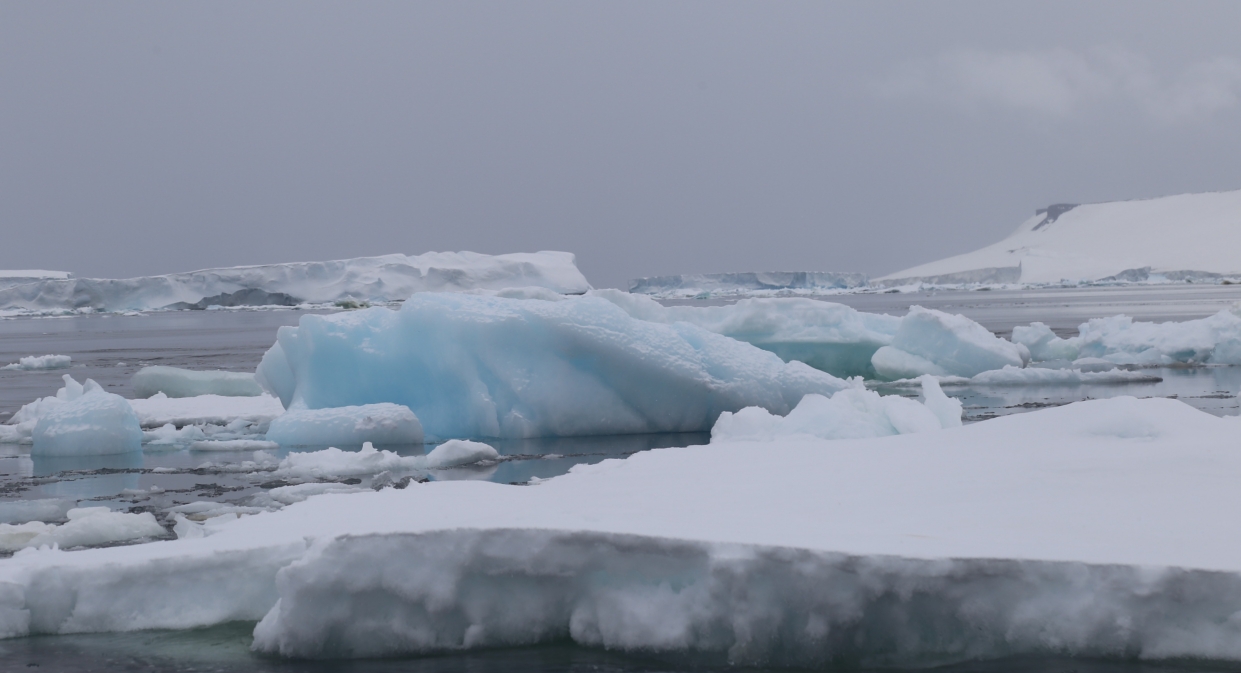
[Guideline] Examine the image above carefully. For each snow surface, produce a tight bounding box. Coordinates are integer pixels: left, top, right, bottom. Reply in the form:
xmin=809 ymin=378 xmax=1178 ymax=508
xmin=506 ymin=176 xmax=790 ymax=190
xmin=0 ymin=507 xmax=164 ymax=553
xmin=2 ymin=398 xmax=1241 ymax=665
xmin=30 ymin=377 xmax=143 ymax=456
xmin=1013 ymin=307 xmax=1241 ymax=366
xmin=870 ymin=306 xmax=1027 ymax=380
xmin=1 ymin=355 xmax=71 ymax=371
xmin=0 ymin=251 xmax=591 ymax=313
xmin=593 ymin=290 xmax=899 ymax=378
xmin=273 ymin=440 xmax=498 ymax=480
xmin=266 ymin=404 xmax=423 ymax=447
xmin=711 ymin=377 xmax=960 ymax=442
xmin=881 ymin=190 xmax=1241 ymax=284
xmin=131 ymin=366 xmax=262 ymax=398
xmin=255 ymin=293 xmax=849 ymax=440
xmin=127 ymin=393 xmax=285 ymax=429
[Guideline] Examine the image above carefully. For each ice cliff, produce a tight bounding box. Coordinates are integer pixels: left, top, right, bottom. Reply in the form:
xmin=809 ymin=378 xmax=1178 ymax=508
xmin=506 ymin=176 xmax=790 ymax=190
xmin=880 ymin=189 xmax=1241 ymax=285
xmin=0 ymin=251 xmax=591 ymax=313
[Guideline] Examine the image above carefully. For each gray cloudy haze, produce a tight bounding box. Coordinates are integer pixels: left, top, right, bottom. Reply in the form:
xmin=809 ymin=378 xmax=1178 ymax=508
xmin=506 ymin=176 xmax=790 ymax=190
xmin=2 ymin=1 xmax=1241 ymax=288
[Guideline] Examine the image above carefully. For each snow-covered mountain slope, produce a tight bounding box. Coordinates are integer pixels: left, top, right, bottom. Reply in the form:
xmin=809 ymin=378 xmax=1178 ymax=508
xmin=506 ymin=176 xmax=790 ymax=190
xmin=880 ymin=190 xmax=1241 ymax=285
xmin=0 ymin=251 xmax=590 ymax=313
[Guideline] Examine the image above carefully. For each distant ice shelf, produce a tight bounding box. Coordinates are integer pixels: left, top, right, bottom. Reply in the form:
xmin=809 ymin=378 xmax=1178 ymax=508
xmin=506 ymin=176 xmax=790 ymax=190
xmin=628 ymin=271 xmax=868 ymax=297
xmin=0 ymin=251 xmax=591 ymax=313
xmin=0 ymin=270 xmax=72 ymax=291
xmin=879 ymin=189 xmax=1241 ymax=285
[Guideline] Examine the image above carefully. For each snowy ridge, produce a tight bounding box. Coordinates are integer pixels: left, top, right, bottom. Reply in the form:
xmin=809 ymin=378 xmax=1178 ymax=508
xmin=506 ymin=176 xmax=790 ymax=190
xmin=0 ymin=251 xmax=591 ymax=313
xmin=881 ymin=190 xmax=1241 ymax=285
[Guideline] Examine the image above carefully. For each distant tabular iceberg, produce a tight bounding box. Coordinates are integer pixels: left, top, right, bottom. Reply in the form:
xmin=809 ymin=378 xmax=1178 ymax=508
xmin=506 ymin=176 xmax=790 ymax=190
xmin=879 ymin=190 xmax=1241 ymax=285
xmin=0 ymin=251 xmax=591 ymax=313
xmin=629 ymin=271 xmax=868 ymax=297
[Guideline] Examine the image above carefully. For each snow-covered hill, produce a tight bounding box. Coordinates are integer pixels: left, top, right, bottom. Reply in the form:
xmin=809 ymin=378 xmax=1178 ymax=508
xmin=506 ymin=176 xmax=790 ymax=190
xmin=880 ymin=190 xmax=1241 ymax=285
xmin=0 ymin=251 xmax=590 ymax=313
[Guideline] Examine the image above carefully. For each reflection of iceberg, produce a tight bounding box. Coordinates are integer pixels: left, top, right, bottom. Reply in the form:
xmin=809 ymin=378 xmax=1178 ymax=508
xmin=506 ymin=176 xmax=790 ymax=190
xmin=0 ymin=251 xmax=591 ymax=313
xmin=256 ymin=293 xmax=849 ymax=440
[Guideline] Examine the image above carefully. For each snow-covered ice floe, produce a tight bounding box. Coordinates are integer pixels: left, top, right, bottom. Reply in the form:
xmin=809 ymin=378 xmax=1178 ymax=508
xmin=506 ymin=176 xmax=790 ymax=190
xmin=131 ymin=366 xmax=263 ymax=398
xmin=879 ymin=190 xmax=1241 ymax=286
xmin=1014 ymin=306 xmax=1241 ymax=366
xmin=273 ymin=440 xmax=498 ymax=480
xmin=712 ymin=376 xmax=961 ymax=441
xmin=255 ymin=293 xmax=849 ymax=440
xmin=127 ymin=393 xmax=285 ymax=429
xmin=0 ymin=251 xmax=591 ymax=313
xmin=0 ymin=507 xmax=165 ymax=553
xmin=1 ymin=355 xmax=71 ymax=371
xmin=266 ymin=404 xmax=423 ymax=447
xmin=2 ymin=397 xmax=1241 ymax=666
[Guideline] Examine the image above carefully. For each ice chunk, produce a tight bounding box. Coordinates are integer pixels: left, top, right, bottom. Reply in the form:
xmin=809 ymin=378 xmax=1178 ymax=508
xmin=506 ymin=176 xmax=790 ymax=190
xmin=255 ymin=293 xmax=849 ymax=440
xmin=1 ymin=354 xmax=72 ymax=371
xmin=591 ymin=290 xmax=899 ymax=378
xmin=127 ymin=393 xmax=285 ymax=428
xmin=266 ymin=404 xmax=423 ymax=447
xmin=425 ymin=439 xmax=500 ymax=468
xmin=131 ymin=366 xmax=262 ymax=398
xmin=711 ymin=378 xmax=956 ymax=443
xmin=871 ymin=306 xmax=1026 ymax=379
xmin=0 ymin=499 xmax=75 ymax=525
xmin=142 ymin=423 xmax=206 ymax=447
xmin=1076 ymin=309 xmax=1241 ymax=366
xmin=31 ymin=377 xmax=143 ymax=456
xmin=188 ymin=439 xmax=280 ymax=451
xmin=0 ymin=251 xmax=591 ymax=313
xmin=0 ymin=507 xmax=165 ymax=552
xmin=1012 ymin=322 xmax=1081 ymax=361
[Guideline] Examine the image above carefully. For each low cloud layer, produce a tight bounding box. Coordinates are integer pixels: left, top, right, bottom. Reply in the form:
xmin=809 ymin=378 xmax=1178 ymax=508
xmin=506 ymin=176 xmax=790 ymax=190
xmin=877 ymin=47 xmax=1241 ymax=124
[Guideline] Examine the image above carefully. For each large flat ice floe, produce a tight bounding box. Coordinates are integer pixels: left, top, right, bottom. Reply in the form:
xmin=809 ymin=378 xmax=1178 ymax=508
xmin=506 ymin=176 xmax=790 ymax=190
xmin=880 ymin=190 xmax=1241 ymax=285
xmin=0 ymin=251 xmax=591 ymax=313
xmin=256 ymin=293 xmax=849 ymax=440
xmin=3 ymin=397 xmax=1241 ymax=666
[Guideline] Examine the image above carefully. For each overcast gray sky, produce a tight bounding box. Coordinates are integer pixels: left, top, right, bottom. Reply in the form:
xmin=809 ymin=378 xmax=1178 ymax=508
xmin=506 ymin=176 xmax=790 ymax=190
xmin=3 ymin=1 xmax=1241 ymax=288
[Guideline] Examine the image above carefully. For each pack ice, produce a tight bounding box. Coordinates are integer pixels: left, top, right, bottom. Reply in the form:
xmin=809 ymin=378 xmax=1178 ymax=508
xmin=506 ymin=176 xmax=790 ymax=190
xmin=5 ymin=398 xmax=1241 ymax=667
xmin=880 ymin=189 xmax=1241 ymax=285
xmin=1014 ymin=306 xmax=1241 ymax=366
xmin=0 ymin=251 xmax=591 ymax=313
xmin=255 ymin=293 xmax=849 ymax=440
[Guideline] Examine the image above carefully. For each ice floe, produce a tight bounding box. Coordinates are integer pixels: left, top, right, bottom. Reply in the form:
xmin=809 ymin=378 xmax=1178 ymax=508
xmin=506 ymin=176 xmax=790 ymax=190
xmin=30 ymin=377 xmax=143 ymax=456
xmin=265 ymin=404 xmax=423 ymax=447
xmin=881 ymin=365 xmax=1164 ymax=387
xmin=870 ymin=306 xmax=1027 ymax=379
xmin=255 ymin=293 xmax=849 ymax=440
xmin=131 ymin=366 xmax=263 ymax=398
xmin=0 ymin=507 xmax=165 ymax=553
xmin=1 ymin=397 xmax=1240 ymax=665
xmin=1 ymin=355 xmax=71 ymax=371
xmin=127 ymin=393 xmax=285 ymax=429
xmin=1013 ymin=307 xmax=1241 ymax=366
xmin=0 ymin=251 xmax=591 ymax=313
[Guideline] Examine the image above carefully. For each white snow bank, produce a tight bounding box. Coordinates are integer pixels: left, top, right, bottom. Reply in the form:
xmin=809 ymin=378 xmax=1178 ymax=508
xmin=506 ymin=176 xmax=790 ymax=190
xmin=275 ymin=440 xmax=498 ymax=480
xmin=712 ymin=377 xmax=960 ymax=442
xmin=255 ymin=293 xmax=849 ymax=441
xmin=0 ymin=251 xmax=591 ymax=313
xmin=4 ymin=397 xmax=1241 ymax=664
xmin=1014 ymin=308 xmax=1241 ymax=366
xmin=30 ymin=377 xmax=142 ymax=456
xmin=1 ymin=355 xmax=71 ymax=371
xmin=870 ymin=306 xmax=1026 ymax=379
xmin=131 ymin=366 xmax=262 ymax=398
xmin=127 ymin=393 xmax=285 ymax=429
xmin=880 ymin=190 xmax=1241 ymax=285
xmin=592 ymin=290 xmax=899 ymax=378
xmin=627 ymin=271 xmax=869 ymax=297
xmin=266 ymin=404 xmax=423 ymax=447
xmin=0 ymin=507 xmax=164 ymax=553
